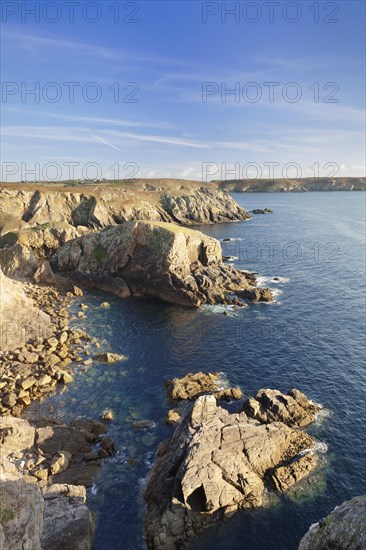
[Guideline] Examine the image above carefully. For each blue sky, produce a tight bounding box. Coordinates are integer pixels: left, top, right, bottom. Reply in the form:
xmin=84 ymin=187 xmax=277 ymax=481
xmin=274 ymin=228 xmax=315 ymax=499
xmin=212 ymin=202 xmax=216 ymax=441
xmin=1 ymin=0 xmax=365 ymax=181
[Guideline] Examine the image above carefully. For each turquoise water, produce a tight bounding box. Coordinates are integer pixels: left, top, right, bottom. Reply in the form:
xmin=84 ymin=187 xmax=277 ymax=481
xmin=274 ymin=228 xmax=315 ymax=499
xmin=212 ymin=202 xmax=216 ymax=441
xmin=27 ymin=192 xmax=366 ymax=549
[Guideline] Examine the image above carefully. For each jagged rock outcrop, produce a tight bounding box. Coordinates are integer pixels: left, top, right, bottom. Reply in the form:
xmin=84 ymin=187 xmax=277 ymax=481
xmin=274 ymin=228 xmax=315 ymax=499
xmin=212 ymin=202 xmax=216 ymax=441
xmin=165 ymin=372 xmax=243 ymax=401
xmin=53 ymin=221 xmax=252 ymax=307
xmin=298 ymin=495 xmax=366 ymax=549
xmin=243 ymin=388 xmax=321 ymax=427
xmin=0 ymin=268 xmax=53 ymax=350
xmin=159 ymin=189 xmax=251 ymax=224
xmin=0 ymin=187 xmax=251 ymax=229
xmin=144 ymin=394 xmax=320 ymax=549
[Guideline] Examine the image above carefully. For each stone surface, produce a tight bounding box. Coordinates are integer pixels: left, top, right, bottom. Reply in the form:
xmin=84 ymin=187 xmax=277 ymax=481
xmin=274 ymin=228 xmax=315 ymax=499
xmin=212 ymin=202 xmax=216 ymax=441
xmin=41 ymin=484 xmax=94 ymax=550
xmin=144 ymin=394 xmax=319 ymax=549
xmin=298 ymin=495 xmax=366 ymax=550
xmin=53 ymin=221 xmax=252 ymax=307
xmin=0 ymin=268 xmax=54 ymax=350
xmin=243 ymin=388 xmax=321 ymax=427
xmin=165 ymin=372 xmax=243 ymax=402
xmin=0 ymin=474 xmax=44 ymax=550
xmin=165 ymin=409 xmax=182 ymax=425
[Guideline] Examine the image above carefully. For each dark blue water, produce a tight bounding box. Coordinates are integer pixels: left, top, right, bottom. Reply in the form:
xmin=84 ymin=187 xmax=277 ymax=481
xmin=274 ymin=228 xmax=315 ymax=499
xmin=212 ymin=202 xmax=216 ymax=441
xmin=27 ymin=192 xmax=366 ymax=550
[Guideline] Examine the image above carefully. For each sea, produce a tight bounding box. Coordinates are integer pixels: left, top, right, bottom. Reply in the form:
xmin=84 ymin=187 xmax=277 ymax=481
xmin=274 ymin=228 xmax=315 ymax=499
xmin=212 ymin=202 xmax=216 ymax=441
xmin=27 ymin=191 xmax=366 ymax=550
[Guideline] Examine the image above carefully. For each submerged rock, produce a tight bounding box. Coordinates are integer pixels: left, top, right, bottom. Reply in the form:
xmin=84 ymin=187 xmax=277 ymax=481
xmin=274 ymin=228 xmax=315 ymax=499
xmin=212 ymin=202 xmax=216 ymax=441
xmin=53 ymin=221 xmax=252 ymax=307
xmin=94 ymin=352 xmax=127 ymax=363
xmin=298 ymin=494 xmax=366 ymax=549
xmin=243 ymin=388 xmax=321 ymax=427
xmin=144 ymin=394 xmax=320 ymax=549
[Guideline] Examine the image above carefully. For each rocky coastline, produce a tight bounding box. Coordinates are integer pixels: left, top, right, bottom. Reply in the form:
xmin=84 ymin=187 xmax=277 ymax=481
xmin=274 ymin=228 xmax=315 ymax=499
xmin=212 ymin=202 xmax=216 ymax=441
xmin=0 ymin=183 xmax=361 ymax=549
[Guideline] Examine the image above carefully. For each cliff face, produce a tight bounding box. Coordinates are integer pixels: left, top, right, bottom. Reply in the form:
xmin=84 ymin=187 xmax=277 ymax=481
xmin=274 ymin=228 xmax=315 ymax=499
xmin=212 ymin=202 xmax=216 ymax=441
xmin=0 ymin=268 xmax=53 ymax=350
xmin=0 ymin=186 xmax=251 ymax=229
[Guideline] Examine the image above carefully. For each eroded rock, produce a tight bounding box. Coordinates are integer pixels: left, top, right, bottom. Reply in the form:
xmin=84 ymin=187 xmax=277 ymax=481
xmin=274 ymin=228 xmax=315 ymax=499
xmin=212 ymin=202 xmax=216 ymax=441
xmin=165 ymin=372 xmax=243 ymax=402
xmin=144 ymin=395 xmax=319 ymax=549
xmin=243 ymin=388 xmax=321 ymax=427
xmin=53 ymin=221 xmax=252 ymax=307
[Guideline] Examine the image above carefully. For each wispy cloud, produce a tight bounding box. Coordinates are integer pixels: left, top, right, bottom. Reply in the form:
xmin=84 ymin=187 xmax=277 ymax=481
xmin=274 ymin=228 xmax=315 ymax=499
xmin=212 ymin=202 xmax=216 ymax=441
xmin=92 ymin=135 xmax=120 ymax=150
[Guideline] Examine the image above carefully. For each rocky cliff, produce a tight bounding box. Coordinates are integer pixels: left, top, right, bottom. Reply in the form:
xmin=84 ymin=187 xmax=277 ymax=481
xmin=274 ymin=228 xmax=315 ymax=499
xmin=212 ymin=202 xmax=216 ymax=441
xmin=52 ymin=221 xmax=254 ymax=307
xmin=0 ymin=186 xmax=251 ymax=229
xmin=216 ymin=177 xmax=366 ymax=193
xmin=298 ymin=494 xmax=366 ymax=549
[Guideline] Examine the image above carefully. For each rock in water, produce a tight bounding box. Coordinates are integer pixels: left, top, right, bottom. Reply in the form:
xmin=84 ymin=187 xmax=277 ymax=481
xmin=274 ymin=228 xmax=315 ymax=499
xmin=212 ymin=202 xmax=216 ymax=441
xmin=53 ymin=221 xmax=251 ymax=307
xmin=94 ymin=352 xmax=127 ymax=363
xmin=243 ymin=388 xmax=321 ymax=427
xmin=144 ymin=395 xmax=319 ymax=549
xmin=165 ymin=372 xmax=243 ymax=401
xmin=236 ymin=287 xmax=273 ymax=303
xmin=298 ymin=495 xmax=366 ymax=549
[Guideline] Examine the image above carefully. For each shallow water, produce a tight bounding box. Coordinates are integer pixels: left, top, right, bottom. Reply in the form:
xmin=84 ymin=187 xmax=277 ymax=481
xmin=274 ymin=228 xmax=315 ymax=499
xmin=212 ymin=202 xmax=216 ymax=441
xmin=27 ymin=192 xmax=366 ymax=550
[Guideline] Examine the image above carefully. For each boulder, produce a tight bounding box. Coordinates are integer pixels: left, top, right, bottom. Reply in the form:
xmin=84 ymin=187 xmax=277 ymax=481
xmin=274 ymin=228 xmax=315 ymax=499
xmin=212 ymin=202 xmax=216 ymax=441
xmin=243 ymin=388 xmax=321 ymax=427
xmin=165 ymin=409 xmax=182 ymax=425
xmin=53 ymin=221 xmax=250 ymax=307
xmin=0 ymin=268 xmax=53 ymax=351
xmin=144 ymin=395 xmax=319 ymax=549
xmin=298 ymin=495 xmax=366 ymax=549
xmin=34 ymin=261 xmax=55 ymax=285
